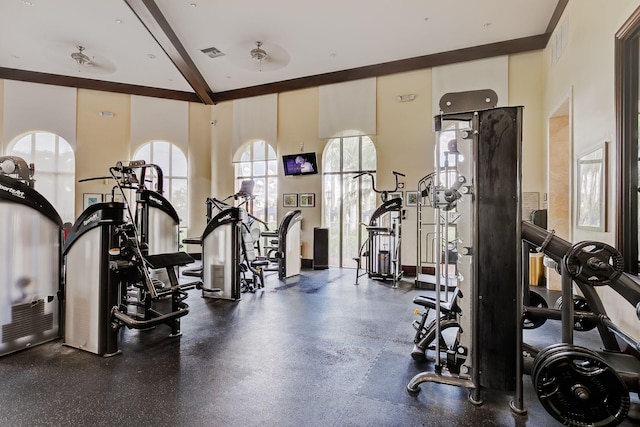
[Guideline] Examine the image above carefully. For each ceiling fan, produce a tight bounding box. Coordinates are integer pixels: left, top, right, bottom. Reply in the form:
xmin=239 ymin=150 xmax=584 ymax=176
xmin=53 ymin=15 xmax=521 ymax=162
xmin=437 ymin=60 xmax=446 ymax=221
xmin=226 ymin=40 xmax=290 ymax=72
xmin=67 ymin=45 xmax=116 ymax=74
xmin=71 ymin=45 xmax=93 ymax=68
xmin=250 ymin=41 xmax=269 ymax=71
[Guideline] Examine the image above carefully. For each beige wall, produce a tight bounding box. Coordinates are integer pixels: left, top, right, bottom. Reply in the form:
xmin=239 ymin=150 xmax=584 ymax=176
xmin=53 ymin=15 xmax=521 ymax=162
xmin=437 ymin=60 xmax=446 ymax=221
xmin=278 ymin=88 xmax=322 ymax=259
xmin=210 ymin=101 xmax=234 ymax=201
xmin=75 ymin=89 xmax=131 ymax=217
xmin=188 ymin=102 xmax=212 ymax=243
xmin=542 ymin=0 xmax=640 ymax=339
xmin=509 ymin=51 xmax=546 ymax=196
xmin=376 ymin=69 xmax=433 ymax=266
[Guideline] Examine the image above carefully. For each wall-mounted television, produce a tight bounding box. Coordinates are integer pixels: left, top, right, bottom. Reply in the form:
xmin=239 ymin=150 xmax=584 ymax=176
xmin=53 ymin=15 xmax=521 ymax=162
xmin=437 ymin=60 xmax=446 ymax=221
xmin=282 ymin=152 xmax=318 ymax=176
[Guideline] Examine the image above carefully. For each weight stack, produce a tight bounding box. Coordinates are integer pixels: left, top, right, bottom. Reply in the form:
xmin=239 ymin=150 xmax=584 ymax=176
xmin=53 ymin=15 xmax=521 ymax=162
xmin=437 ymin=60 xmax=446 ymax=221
xmin=474 ymin=106 xmax=523 ymax=393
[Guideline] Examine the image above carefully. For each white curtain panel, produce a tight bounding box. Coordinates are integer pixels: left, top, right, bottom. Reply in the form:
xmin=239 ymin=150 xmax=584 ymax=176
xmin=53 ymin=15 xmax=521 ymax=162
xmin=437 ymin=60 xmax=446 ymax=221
xmin=131 ymin=95 xmax=189 ymax=155
xmin=431 ymin=55 xmax=509 ymax=117
xmin=318 ymin=78 xmax=376 ymax=139
xmin=3 ymin=80 xmax=77 ymax=149
xmin=232 ymin=93 xmax=278 ymax=161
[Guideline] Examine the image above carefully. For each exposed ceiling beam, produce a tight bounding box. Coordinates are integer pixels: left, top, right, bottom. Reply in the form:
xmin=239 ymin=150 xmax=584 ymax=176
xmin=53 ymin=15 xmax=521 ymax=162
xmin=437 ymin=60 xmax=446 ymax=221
xmin=546 ymin=0 xmax=569 ymax=35
xmin=0 ymin=67 xmax=201 ymax=102
xmin=213 ymin=34 xmax=549 ymax=103
xmin=124 ymin=0 xmax=215 ymax=104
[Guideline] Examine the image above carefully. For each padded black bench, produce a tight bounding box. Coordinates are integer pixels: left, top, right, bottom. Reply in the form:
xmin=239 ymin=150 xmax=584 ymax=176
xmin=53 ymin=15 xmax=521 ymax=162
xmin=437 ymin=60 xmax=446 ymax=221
xmin=413 ymin=288 xmax=463 ymax=316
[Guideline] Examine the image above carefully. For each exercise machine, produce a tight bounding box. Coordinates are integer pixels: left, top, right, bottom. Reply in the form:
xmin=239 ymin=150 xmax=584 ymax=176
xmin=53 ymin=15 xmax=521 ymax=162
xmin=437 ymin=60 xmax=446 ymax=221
xmin=407 ymin=100 xmax=639 ymax=426
xmin=184 ymin=181 xmax=270 ymax=299
xmin=520 ymin=222 xmax=639 ymax=426
xmin=0 ymin=156 xmax=63 ymax=356
xmin=261 ymin=209 xmax=302 ymax=279
xmin=63 ymin=164 xmax=193 ymax=356
xmin=406 ymin=105 xmax=523 ymax=410
xmin=353 ymin=171 xmax=405 ymax=287
xmin=83 ymin=161 xmax=182 ymax=283
xmin=82 ymin=159 xmax=181 ymax=254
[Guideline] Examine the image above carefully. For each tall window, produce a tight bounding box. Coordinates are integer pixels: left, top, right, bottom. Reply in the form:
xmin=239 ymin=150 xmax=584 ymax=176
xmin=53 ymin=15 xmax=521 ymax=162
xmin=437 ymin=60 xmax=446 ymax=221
xmin=234 ymin=140 xmax=278 ymax=230
xmin=133 ymin=141 xmax=188 ymax=226
xmin=323 ymin=133 xmax=377 ymax=267
xmin=8 ymin=132 xmax=75 ymax=222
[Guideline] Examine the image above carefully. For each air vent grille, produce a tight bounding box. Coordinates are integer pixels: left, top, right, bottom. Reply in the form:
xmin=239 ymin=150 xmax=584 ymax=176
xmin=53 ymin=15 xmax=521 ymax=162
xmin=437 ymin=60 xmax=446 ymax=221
xmin=201 ymin=46 xmax=224 ymax=59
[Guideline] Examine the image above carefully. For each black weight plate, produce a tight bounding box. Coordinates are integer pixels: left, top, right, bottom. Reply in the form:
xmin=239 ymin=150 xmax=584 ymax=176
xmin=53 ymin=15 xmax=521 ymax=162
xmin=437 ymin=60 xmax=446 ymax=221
xmin=533 ymin=345 xmax=630 ymax=427
xmin=552 ymin=295 xmax=598 ymax=332
xmin=523 ymin=290 xmax=548 ymax=329
xmin=565 ymin=241 xmax=624 ymax=286
xmin=572 ymin=295 xmax=597 ymax=332
xmin=531 ymin=343 xmax=575 ymax=381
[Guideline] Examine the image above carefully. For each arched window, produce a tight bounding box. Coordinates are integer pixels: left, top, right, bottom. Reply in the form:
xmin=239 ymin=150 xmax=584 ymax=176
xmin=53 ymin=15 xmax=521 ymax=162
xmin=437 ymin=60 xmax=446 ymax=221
xmin=323 ymin=133 xmax=377 ymax=267
xmin=133 ymin=141 xmax=188 ymax=226
xmin=7 ymin=131 xmax=75 ymax=222
xmin=234 ymin=140 xmax=278 ymax=230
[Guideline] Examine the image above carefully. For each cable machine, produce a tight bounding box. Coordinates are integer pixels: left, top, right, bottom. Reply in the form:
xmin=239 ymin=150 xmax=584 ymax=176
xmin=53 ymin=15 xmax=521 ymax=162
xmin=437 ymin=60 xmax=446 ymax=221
xmin=354 ymin=171 xmax=405 ymax=287
xmin=408 ymin=102 xmax=523 ymax=407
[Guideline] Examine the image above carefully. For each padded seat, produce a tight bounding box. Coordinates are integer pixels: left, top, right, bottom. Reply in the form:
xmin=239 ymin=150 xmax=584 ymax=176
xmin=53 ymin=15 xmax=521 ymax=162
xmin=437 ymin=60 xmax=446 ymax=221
xmin=144 ymin=252 xmax=195 ymax=269
xmin=413 ymin=288 xmax=463 ymax=315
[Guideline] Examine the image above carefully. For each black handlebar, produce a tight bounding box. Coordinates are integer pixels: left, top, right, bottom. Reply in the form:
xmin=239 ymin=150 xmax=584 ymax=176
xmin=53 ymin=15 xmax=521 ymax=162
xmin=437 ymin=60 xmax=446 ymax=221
xmin=353 ymin=170 xmax=405 ymax=195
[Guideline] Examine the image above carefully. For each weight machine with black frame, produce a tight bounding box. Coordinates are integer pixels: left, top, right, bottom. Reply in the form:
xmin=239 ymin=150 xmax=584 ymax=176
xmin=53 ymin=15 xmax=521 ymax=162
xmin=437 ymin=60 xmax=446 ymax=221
xmin=64 ymin=162 xmax=194 ymax=356
xmin=81 ymin=160 xmax=184 ymax=286
xmin=406 ymin=100 xmax=639 ymax=426
xmin=353 ymin=170 xmax=405 ymax=287
xmin=183 ymin=180 xmax=272 ymax=298
xmin=407 ymin=105 xmax=523 ymax=408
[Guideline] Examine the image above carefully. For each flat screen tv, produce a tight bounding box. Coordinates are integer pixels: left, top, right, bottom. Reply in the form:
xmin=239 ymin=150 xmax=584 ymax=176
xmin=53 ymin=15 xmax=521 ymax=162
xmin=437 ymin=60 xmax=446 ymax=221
xmin=282 ymin=152 xmax=318 ymax=176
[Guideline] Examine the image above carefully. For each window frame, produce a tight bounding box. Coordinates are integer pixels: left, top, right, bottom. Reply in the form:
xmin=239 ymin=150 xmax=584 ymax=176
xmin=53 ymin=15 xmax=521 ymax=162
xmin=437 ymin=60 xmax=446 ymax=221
xmin=322 ymin=134 xmax=377 ymax=267
xmin=6 ymin=131 xmax=75 ymax=222
xmin=615 ymin=7 xmax=640 ymax=275
xmin=233 ymin=140 xmax=278 ymax=229
xmin=133 ymin=140 xmax=188 ymax=227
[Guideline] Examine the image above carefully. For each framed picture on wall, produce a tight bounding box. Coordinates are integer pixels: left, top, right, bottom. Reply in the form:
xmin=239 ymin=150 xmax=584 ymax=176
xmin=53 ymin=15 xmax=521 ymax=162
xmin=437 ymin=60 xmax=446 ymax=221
xmin=299 ymin=193 xmax=315 ymax=207
xmin=405 ymin=191 xmax=419 ymax=207
xmin=283 ymin=193 xmax=298 ymax=207
xmin=83 ymin=193 xmax=103 ymax=210
xmin=576 ymin=142 xmax=607 ymax=231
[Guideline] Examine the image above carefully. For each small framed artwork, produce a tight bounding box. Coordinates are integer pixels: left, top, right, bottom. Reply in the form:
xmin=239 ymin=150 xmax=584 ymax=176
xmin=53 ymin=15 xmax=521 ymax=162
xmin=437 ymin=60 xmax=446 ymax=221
xmin=83 ymin=193 xmax=103 ymax=209
xmin=576 ymin=142 xmax=607 ymax=231
xmin=283 ymin=193 xmax=298 ymax=207
xmin=405 ymin=191 xmax=419 ymax=206
xmin=299 ymin=193 xmax=315 ymax=208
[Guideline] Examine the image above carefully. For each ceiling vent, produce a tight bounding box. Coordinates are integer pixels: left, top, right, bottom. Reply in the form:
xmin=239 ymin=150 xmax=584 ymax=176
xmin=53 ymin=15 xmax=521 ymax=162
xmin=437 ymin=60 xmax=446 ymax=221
xmin=201 ymin=46 xmax=225 ymax=59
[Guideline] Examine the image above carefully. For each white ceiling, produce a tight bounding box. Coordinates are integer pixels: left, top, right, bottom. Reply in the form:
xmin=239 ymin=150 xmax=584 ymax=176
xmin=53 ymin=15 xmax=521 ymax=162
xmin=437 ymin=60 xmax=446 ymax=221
xmin=0 ymin=0 xmax=560 ymax=100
